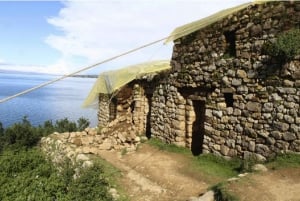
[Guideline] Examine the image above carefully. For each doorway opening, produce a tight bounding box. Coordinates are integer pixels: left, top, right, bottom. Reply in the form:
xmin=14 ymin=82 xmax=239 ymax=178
xmin=109 ymin=97 xmax=117 ymax=121
xmin=145 ymin=94 xmax=152 ymax=138
xmin=191 ymin=100 xmax=206 ymax=156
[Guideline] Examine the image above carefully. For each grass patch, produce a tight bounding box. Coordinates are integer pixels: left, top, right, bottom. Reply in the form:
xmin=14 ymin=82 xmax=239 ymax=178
xmin=266 ymin=153 xmax=300 ymax=170
xmin=146 ymin=138 xmax=190 ymax=154
xmin=211 ymin=182 xmax=240 ymax=201
xmin=193 ymin=154 xmax=242 ymax=180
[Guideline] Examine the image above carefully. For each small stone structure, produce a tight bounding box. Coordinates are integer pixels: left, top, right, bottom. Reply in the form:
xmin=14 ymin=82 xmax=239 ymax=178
xmin=98 ymin=73 xmax=166 ymax=139
xmin=93 ymin=1 xmax=300 ymax=160
xmin=150 ymin=1 xmax=300 ymax=160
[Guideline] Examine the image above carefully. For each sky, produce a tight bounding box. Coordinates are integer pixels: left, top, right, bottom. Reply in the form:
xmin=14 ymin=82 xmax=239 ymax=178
xmin=0 ymin=0 xmax=250 ymax=75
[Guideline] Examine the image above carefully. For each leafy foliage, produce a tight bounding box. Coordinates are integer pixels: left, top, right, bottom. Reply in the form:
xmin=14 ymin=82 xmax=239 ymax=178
xmin=0 ymin=117 xmax=90 ymax=150
xmin=0 ymin=148 xmax=113 ymax=201
xmin=263 ymin=28 xmax=300 ymax=62
xmin=3 ymin=117 xmax=40 ymax=149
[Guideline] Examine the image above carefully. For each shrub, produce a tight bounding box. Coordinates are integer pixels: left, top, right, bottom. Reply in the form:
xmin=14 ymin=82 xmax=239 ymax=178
xmin=67 ymin=163 xmax=113 ymax=201
xmin=3 ymin=117 xmax=40 ymax=149
xmin=0 ymin=117 xmax=91 ymax=150
xmin=0 ymin=149 xmax=113 ymax=201
xmin=54 ymin=118 xmax=78 ymax=133
xmin=77 ymin=117 xmax=90 ymax=131
xmin=263 ymin=28 xmax=300 ymax=62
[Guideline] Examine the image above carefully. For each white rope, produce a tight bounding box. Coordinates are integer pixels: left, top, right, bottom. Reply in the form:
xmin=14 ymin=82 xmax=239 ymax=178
xmin=0 ymin=37 xmax=168 ymax=104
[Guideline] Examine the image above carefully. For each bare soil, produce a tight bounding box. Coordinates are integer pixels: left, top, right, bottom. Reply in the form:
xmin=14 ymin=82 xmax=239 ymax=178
xmin=96 ymin=143 xmax=300 ymax=201
xmin=97 ymin=144 xmax=208 ymax=201
xmin=226 ymin=168 xmax=300 ymax=201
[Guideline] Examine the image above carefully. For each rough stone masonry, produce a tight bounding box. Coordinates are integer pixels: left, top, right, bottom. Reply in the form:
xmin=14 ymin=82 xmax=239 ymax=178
xmin=150 ymin=1 xmax=300 ymax=160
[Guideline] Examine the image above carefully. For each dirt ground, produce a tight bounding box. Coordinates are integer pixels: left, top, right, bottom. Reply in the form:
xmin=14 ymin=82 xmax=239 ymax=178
xmin=97 ymin=144 xmax=208 ymax=201
xmin=226 ymin=168 xmax=300 ymax=201
xmin=96 ymin=143 xmax=300 ymax=201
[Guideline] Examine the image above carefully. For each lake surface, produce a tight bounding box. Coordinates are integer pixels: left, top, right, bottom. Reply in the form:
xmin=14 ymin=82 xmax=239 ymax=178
xmin=0 ymin=73 xmax=98 ymax=128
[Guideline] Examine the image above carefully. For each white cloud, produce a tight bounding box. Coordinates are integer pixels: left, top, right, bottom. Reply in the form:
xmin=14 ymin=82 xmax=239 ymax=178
xmin=46 ymin=0 xmax=250 ymax=74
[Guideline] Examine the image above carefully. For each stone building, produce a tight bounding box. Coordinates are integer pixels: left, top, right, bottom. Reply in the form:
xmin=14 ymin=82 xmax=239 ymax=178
xmin=150 ymin=1 xmax=300 ymax=159
xmin=83 ymin=60 xmax=170 ymax=138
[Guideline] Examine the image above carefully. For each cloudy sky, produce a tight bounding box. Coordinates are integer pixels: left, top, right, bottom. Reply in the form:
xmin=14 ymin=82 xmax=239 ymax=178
xmin=0 ymin=0 xmax=249 ymax=75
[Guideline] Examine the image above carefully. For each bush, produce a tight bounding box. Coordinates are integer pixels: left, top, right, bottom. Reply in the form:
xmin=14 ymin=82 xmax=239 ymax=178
xmin=3 ymin=117 xmax=40 ymax=149
xmin=54 ymin=118 xmax=78 ymax=133
xmin=0 ymin=149 xmax=113 ymax=201
xmin=67 ymin=163 xmax=113 ymax=201
xmin=0 ymin=117 xmax=90 ymax=150
xmin=263 ymin=28 xmax=300 ymax=62
xmin=77 ymin=117 xmax=90 ymax=131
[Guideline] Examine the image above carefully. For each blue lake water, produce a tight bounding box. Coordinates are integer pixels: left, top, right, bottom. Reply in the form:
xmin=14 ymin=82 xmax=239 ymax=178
xmin=0 ymin=73 xmax=98 ymax=128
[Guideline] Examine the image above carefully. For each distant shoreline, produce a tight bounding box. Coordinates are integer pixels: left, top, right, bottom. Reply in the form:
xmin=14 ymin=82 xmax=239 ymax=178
xmin=70 ymin=74 xmax=98 ymax=78
xmin=0 ymin=69 xmax=97 ymax=78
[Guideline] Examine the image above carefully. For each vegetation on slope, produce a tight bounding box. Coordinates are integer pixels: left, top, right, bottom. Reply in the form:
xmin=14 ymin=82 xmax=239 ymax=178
xmin=0 ymin=118 xmax=115 ymax=201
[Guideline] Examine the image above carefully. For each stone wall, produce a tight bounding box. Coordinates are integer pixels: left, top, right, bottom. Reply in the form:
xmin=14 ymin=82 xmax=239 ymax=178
xmin=97 ymin=79 xmax=155 ymax=138
xmin=151 ymin=1 xmax=300 ymax=160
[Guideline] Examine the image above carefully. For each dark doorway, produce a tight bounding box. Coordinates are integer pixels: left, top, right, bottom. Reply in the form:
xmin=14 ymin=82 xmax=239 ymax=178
xmin=191 ymin=100 xmax=206 ymax=156
xmin=109 ymin=97 xmax=117 ymax=121
xmin=145 ymin=94 xmax=152 ymax=138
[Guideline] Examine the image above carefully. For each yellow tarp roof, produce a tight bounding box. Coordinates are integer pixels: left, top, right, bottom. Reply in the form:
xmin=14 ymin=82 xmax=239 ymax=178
xmin=83 ymin=60 xmax=170 ymax=107
xmin=165 ymin=1 xmax=270 ymax=43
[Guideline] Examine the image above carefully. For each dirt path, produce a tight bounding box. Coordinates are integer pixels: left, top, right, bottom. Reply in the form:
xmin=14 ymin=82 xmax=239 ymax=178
xmin=96 ymin=144 xmax=208 ymax=201
xmin=97 ymin=144 xmax=300 ymax=201
xmin=226 ymin=168 xmax=300 ymax=201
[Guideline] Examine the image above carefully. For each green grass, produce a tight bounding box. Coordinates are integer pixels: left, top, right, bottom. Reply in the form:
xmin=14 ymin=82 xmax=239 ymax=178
xmin=211 ymin=182 xmax=240 ymax=201
xmin=146 ymin=138 xmax=190 ymax=154
xmin=193 ymin=154 xmax=242 ymax=179
xmin=267 ymin=153 xmax=300 ymax=170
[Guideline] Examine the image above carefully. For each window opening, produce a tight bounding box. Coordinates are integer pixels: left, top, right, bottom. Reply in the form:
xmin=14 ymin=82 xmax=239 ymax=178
xmin=224 ymin=31 xmax=236 ymax=57
xmin=224 ymin=93 xmax=234 ymax=107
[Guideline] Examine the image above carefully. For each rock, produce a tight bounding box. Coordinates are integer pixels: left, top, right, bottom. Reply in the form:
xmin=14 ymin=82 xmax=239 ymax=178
xmin=221 ymin=145 xmax=230 ymax=156
xmin=72 ymin=138 xmax=82 ymax=146
xmin=109 ymin=188 xmax=120 ymax=200
xmin=253 ymin=164 xmax=268 ymax=172
xmin=134 ymin=136 xmax=141 ymax=142
xmin=82 ymin=160 xmax=93 ymax=168
xmin=76 ymin=154 xmax=89 ymax=162
xmin=99 ymin=141 xmax=113 ymax=150
xmin=282 ymin=132 xmax=296 ymax=141
xmin=246 ymin=102 xmax=261 ymax=112
xmin=232 ymin=78 xmax=242 ymax=86
xmin=212 ymin=110 xmax=223 ymax=118
xmin=198 ymin=190 xmax=215 ymax=201
xmin=274 ymin=122 xmax=289 ymax=132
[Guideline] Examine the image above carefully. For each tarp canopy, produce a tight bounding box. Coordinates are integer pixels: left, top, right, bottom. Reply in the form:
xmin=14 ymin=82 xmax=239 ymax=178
xmin=165 ymin=0 xmax=269 ymax=43
xmin=82 ymin=60 xmax=170 ymax=107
